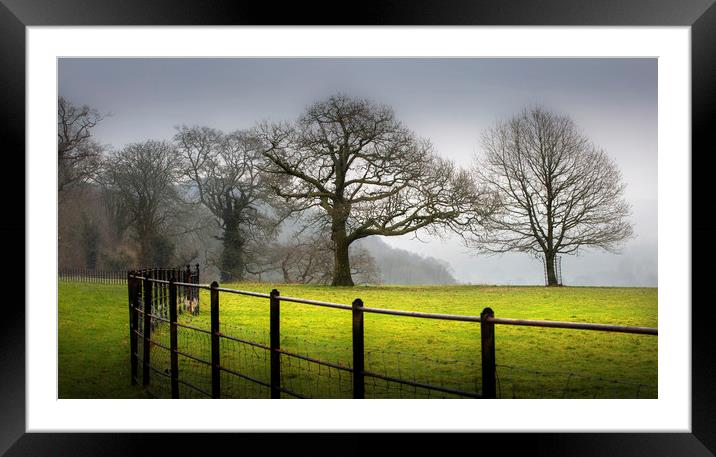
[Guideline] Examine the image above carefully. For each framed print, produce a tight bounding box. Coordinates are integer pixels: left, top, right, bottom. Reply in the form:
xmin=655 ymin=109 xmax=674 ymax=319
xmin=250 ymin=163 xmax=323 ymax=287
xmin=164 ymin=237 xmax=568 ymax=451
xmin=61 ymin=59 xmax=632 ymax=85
xmin=4 ymin=0 xmax=716 ymax=455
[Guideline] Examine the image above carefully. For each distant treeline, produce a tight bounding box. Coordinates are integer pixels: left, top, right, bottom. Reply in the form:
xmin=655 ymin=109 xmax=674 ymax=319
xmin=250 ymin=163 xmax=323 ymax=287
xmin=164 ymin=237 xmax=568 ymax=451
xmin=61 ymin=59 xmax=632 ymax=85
xmin=357 ymin=238 xmax=456 ymax=285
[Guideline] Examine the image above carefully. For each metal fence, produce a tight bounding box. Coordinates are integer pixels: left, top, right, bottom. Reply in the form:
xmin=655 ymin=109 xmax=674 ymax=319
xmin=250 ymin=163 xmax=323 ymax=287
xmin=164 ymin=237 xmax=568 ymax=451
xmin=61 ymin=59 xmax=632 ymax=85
xmin=130 ymin=266 xmax=200 ymax=319
xmin=127 ymin=271 xmax=658 ymax=399
xmin=59 ymin=268 xmax=128 ymax=284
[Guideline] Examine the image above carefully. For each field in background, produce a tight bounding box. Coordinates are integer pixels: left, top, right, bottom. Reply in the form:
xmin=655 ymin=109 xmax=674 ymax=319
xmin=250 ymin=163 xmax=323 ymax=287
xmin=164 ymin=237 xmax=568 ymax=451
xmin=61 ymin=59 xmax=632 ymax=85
xmin=58 ymin=281 xmax=657 ymax=399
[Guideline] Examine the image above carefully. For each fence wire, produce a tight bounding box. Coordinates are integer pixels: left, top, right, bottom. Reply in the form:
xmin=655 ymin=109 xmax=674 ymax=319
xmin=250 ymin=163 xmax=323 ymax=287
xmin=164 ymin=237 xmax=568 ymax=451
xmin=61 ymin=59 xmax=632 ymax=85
xmin=278 ymin=335 xmax=353 ymax=399
xmin=364 ymin=348 xmax=480 ymax=399
xmin=129 ymin=272 xmax=657 ymax=400
xmin=137 ymin=312 xmax=483 ymax=399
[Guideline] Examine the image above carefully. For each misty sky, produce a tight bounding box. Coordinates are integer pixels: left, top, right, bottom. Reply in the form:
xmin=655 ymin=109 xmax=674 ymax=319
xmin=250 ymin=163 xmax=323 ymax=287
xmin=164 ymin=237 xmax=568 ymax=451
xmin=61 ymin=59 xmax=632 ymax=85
xmin=58 ymin=58 xmax=657 ymax=286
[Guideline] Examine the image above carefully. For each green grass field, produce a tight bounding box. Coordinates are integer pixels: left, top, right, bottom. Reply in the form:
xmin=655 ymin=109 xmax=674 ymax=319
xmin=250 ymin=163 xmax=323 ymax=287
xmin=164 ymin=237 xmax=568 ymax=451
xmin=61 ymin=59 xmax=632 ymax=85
xmin=58 ymin=281 xmax=657 ymax=399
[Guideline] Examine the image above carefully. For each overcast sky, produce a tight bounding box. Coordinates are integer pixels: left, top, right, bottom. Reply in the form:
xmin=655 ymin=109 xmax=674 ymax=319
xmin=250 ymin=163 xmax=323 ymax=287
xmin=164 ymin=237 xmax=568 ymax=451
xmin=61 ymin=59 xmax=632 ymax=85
xmin=58 ymin=58 xmax=657 ymax=287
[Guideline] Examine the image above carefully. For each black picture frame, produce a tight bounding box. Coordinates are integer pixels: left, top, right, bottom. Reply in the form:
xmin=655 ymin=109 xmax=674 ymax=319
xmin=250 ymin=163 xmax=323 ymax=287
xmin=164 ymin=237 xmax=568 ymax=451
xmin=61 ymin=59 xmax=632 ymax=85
xmin=3 ymin=0 xmax=714 ymax=455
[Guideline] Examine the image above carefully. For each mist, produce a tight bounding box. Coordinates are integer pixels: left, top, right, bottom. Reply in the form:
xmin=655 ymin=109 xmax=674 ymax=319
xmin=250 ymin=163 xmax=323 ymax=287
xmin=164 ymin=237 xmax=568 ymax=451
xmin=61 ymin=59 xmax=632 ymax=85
xmin=58 ymin=58 xmax=657 ymax=286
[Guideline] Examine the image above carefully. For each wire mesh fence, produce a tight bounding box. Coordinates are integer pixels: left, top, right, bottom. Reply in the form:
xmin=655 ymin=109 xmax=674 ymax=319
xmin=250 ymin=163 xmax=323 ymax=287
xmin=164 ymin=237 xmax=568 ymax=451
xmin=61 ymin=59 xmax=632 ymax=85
xmin=128 ymin=268 xmax=658 ymax=400
xmin=364 ymin=348 xmax=481 ymax=399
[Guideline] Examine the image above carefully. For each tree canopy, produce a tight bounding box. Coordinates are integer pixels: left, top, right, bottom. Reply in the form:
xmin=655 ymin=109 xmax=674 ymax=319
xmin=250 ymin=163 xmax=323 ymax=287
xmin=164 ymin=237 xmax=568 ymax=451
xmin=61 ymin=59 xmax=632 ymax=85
xmin=57 ymin=96 xmax=104 ymax=196
xmin=259 ymin=94 xmax=488 ymax=286
xmin=174 ymin=126 xmax=278 ymax=281
xmin=471 ymin=107 xmax=633 ymax=286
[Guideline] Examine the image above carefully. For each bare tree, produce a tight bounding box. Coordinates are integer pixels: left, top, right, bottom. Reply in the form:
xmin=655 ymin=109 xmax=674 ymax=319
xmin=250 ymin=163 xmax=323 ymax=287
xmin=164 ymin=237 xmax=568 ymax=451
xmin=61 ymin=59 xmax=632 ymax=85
xmin=472 ymin=107 xmax=634 ymax=286
xmin=174 ymin=126 xmax=279 ymax=281
xmin=259 ymin=94 xmax=486 ymax=286
xmin=101 ymin=140 xmax=179 ymax=265
xmin=57 ymin=97 xmax=104 ymax=196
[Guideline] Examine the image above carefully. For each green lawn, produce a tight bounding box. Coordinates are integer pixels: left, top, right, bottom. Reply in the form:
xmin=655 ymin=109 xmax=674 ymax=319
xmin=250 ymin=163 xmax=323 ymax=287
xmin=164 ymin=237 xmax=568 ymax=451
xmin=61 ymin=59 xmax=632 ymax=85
xmin=58 ymin=282 xmax=149 ymax=398
xmin=58 ymin=281 xmax=657 ymax=399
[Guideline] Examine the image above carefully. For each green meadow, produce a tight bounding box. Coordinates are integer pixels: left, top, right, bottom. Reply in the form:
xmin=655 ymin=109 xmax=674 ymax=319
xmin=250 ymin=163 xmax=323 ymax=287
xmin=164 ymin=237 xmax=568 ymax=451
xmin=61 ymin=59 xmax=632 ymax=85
xmin=58 ymin=281 xmax=657 ymax=399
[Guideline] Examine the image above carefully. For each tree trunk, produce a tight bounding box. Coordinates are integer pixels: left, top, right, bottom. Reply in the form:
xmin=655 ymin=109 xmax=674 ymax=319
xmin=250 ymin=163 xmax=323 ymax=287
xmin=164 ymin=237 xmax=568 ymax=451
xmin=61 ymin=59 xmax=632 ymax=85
xmin=332 ymin=239 xmax=354 ymax=286
xmin=220 ymin=219 xmax=244 ymax=282
xmin=331 ymin=217 xmax=354 ymax=286
xmin=138 ymin=233 xmax=153 ymax=267
xmin=545 ymin=251 xmax=559 ymax=287
xmin=281 ymin=261 xmax=292 ymax=283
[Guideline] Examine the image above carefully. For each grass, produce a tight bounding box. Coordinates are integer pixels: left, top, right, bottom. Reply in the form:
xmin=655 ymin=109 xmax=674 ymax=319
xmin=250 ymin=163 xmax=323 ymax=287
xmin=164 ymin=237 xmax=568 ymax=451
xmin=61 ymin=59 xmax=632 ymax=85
xmin=58 ymin=281 xmax=657 ymax=399
xmin=58 ymin=282 xmax=149 ymax=398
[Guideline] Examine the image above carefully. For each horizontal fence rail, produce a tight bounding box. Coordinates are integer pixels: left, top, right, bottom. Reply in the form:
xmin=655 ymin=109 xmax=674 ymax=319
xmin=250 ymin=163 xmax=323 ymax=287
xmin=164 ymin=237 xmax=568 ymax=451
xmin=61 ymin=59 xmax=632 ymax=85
xmin=488 ymin=317 xmax=657 ymax=335
xmin=127 ymin=271 xmax=658 ymax=400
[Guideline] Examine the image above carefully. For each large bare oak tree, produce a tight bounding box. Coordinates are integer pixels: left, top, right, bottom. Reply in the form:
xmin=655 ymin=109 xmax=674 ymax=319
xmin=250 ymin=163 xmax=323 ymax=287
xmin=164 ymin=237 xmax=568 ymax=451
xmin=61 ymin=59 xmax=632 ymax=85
xmin=259 ymin=94 xmax=486 ymax=286
xmin=472 ymin=107 xmax=633 ymax=286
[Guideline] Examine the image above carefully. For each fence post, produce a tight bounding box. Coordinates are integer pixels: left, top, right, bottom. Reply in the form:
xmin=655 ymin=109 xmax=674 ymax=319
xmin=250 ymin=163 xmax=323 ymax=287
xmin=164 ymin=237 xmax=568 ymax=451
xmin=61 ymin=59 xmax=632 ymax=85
xmin=157 ymin=268 xmax=161 ymax=312
xmin=184 ymin=265 xmax=190 ymax=311
xmin=129 ymin=272 xmax=139 ymax=385
xmin=127 ymin=271 xmax=132 ymax=328
xmin=159 ymin=269 xmax=164 ymax=317
xmin=163 ymin=269 xmax=168 ymax=318
xmin=210 ymin=281 xmax=221 ymax=398
xmin=270 ymin=289 xmax=281 ymax=399
xmin=352 ymin=298 xmax=365 ymax=399
xmin=142 ymin=274 xmax=153 ymax=387
xmin=154 ymin=269 xmax=160 ymax=330
xmin=174 ymin=268 xmax=180 ymax=314
xmin=181 ymin=267 xmax=186 ymax=314
xmin=480 ymin=307 xmax=496 ymax=399
xmin=169 ymin=276 xmax=179 ymax=398
xmin=195 ymin=263 xmax=200 ymax=314
xmin=167 ymin=269 xmax=171 ymax=311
